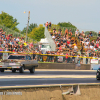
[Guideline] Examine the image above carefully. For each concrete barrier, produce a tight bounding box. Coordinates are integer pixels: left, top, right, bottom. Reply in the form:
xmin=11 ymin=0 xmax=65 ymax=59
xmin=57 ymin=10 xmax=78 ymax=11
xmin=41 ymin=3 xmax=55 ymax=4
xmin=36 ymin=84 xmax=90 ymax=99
xmin=80 ymin=64 xmax=91 ymax=70
xmin=0 ymin=84 xmax=100 ymax=100
xmin=37 ymin=63 xmax=91 ymax=70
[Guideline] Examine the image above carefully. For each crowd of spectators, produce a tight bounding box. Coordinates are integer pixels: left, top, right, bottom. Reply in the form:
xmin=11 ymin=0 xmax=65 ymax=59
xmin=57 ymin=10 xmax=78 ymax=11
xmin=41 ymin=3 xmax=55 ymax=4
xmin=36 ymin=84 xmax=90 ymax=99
xmin=1 ymin=22 xmax=100 ymax=64
xmin=50 ymin=27 xmax=78 ymax=63
xmin=0 ymin=28 xmax=34 ymax=54
xmin=44 ymin=22 xmax=100 ymax=63
xmin=77 ymin=30 xmax=100 ymax=57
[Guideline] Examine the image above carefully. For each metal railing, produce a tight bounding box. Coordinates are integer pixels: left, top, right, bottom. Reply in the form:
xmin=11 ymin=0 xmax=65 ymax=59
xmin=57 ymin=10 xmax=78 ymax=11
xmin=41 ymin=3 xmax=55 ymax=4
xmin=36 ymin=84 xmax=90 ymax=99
xmin=36 ymin=54 xmax=91 ymax=64
xmin=0 ymin=24 xmax=21 ymax=37
xmin=0 ymin=52 xmax=96 ymax=65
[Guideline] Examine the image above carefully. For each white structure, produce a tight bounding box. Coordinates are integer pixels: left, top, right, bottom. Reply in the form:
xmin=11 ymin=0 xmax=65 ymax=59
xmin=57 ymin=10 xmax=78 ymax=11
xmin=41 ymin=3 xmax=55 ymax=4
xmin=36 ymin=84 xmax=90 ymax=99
xmin=44 ymin=27 xmax=56 ymax=51
xmin=39 ymin=38 xmax=51 ymax=54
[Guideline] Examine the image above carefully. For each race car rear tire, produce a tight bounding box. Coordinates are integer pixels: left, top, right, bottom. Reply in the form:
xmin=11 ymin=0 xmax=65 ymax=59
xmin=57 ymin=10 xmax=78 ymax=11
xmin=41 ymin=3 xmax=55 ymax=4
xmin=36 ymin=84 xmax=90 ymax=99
xmin=12 ymin=69 xmax=16 ymax=73
xmin=19 ymin=66 xmax=24 ymax=73
xmin=30 ymin=67 xmax=35 ymax=73
xmin=0 ymin=69 xmax=4 ymax=72
xmin=96 ymin=78 xmax=100 ymax=80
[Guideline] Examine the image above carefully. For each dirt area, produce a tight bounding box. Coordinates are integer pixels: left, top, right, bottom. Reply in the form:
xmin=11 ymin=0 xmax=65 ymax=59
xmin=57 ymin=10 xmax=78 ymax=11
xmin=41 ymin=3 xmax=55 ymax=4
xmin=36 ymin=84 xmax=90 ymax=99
xmin=0 ymin=85 xmax=100 ymax=100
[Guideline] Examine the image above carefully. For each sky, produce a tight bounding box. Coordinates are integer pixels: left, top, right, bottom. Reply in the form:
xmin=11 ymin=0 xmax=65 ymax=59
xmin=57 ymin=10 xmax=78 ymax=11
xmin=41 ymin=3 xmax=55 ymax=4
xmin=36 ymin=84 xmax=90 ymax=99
xmin=0 ymin=0 xmax=100 ymax=32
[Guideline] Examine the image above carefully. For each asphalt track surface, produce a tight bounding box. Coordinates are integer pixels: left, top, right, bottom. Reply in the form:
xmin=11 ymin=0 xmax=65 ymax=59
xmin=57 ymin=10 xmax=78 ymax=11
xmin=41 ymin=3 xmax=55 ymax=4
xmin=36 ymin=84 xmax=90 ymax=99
xmin=0 ymin=70 xmax=99 ymax=87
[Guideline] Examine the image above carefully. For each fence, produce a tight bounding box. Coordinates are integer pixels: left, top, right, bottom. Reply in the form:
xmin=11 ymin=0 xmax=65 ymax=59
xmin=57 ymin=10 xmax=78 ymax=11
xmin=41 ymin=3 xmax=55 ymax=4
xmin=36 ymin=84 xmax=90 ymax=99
xmin=0 ymin=52 xmax=90 ymax=64
xmin=0 ymin=24 xmax=33 ymax=43
xmin=36 ymin=54 xmax=91 ymax=64
xmin=0 ymin=24 xmax=21 ymax=37
xmin=0 ymin=51 xmax=99 ymax=65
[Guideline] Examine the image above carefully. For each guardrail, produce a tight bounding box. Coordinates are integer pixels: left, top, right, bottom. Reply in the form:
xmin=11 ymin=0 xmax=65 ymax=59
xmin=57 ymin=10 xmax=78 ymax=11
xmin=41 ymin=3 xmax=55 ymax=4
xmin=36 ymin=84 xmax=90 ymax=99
xmin=36 ymin=54 xmax=91 ymax=64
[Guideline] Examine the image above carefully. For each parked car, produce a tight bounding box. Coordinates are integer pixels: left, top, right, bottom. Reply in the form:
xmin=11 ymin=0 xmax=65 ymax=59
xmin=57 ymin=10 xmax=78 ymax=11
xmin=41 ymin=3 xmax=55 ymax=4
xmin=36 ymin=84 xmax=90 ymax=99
xmin=0 ymin=53 xmax=38 ymax=73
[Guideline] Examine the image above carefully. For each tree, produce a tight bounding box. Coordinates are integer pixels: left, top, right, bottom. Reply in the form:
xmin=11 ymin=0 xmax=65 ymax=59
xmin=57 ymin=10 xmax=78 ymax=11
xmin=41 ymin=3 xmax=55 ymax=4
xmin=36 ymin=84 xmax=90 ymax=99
xmin=0 ymin=11 xmax=19 ymax=32
xmin=28 ymin=24 xmax=45 ymax=41
xmin=57 ymin=22 xmax=77 ymax=29
xmin=21 ymin=23 xmax=38 ymax=34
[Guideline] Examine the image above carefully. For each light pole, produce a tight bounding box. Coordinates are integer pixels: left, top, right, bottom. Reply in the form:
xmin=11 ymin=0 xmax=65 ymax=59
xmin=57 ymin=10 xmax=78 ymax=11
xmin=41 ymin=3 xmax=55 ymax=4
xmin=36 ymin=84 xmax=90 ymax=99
xmin=25 ymin=11 xmax=30 ymax=42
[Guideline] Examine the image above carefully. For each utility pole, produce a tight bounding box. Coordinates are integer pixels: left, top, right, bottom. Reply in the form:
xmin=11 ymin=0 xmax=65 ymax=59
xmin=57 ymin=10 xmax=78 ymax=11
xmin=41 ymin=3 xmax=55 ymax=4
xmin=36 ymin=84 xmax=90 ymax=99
xmin=25 ymin=11 xmax=30 ymax=42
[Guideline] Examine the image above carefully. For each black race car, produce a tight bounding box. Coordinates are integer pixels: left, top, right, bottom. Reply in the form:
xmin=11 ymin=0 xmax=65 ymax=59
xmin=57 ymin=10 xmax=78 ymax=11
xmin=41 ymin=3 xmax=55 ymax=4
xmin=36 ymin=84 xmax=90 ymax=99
xmin=96 ymin=67 xmax=100 ymax=80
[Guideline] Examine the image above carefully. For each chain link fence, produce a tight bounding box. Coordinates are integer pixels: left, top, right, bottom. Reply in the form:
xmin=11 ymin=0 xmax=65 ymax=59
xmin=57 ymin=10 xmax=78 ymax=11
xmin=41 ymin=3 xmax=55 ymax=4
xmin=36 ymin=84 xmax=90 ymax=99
xmin=0 ymin=24 xmax=33 ymax=42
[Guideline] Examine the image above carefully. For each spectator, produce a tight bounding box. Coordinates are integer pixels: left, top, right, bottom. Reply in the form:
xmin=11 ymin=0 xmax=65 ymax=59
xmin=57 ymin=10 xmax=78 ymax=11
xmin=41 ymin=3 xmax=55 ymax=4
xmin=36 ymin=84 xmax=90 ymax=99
xmin=51 ymin=51 xmax=55 ymax=62
xmin=72 ymin=52 xmax=75 ymax=63
xmin=65 ymin=52 xmax=68 ymax=63
xmin=98 ymin=31 xmax=100 ymax=37
xmin=33 ymin=50 xmax=36 ymax=60
xmin=52 ymin=35 xmax=55 ymax=40
xmin=45 ymin=21 xmax=48 ymax=29
xmin=53 ymin=28 xmax=56 ymax=35
xmin=89 ymin=31 xmax=93 ymax=37
xmin=66 ymin=39 xmax=70 ymax=48
xmin=66 ymin=50 xmax=70 ymax=63
xmin=49 ymin=22 xmax=51 ymax=31
xmin=47 ymin=51 xmax=51 ymax=62
xmin=76 ymin=55 xmax=81 ymax=69
xmin=68 ymin=29 xmax=72 ymax=39
xmin=65 ymin=28 xmax=68 ymax=35
xmin=81 ymin=30 xmax=85 ymax=37
xmin=75 ymin=29 xmax=79 ymax=37
xmin=58 ymin=28 xmax=62 ymax=35
xmin=0 ymin=28 xmax=3 ymax=35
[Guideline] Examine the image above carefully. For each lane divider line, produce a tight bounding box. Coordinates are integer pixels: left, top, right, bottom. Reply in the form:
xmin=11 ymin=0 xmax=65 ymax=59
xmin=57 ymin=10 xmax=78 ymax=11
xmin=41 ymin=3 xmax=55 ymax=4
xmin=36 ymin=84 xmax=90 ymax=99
xmin=0 ymin=75 xmax=96 ymax=79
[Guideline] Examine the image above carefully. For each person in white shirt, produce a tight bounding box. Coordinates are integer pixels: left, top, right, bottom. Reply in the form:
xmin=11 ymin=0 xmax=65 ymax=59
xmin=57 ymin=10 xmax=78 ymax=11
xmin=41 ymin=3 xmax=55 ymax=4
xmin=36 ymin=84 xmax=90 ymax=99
xmin=75 ymin=29 xmax=79 ymax=37
xmin=52 ymin=35 xmax=55 ymax=39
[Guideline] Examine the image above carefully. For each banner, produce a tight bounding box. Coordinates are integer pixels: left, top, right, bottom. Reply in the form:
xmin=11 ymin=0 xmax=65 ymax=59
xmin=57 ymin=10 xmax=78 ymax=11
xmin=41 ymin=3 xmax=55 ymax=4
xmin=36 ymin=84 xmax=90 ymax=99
xmin=57 ymin=56 xmax=63 ymax=63
xmin=91 ymin=59 xmax=98 ymax=64
xmin=3 ymin=53 xmax=8 ymax=60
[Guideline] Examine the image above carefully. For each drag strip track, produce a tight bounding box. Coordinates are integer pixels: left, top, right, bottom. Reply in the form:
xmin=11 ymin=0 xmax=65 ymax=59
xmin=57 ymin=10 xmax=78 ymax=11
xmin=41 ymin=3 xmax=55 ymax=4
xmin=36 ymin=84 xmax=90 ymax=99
xmin=0 ymin=70 xmax=99 ymax=87
xmin=0 ymin=78 xmax=99 ymax=86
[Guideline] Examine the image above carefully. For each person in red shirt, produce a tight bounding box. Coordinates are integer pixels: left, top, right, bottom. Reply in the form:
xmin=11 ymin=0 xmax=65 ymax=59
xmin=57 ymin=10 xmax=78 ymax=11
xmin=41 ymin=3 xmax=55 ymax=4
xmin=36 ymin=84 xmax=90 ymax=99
xmin=12 ymin=48 xmax=16 ymax=52
xmin=67 ymin=40 xmax=70 ymax=44
xmin=66 ymin=39 xmax=70 ymax=48
xmin=59 ymin=45 xmax=62 ymax=50
xmin=65 ymin=53 xmax=68 ymax=62
xmin=96 ymin=43 xmax=99 ymax=48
